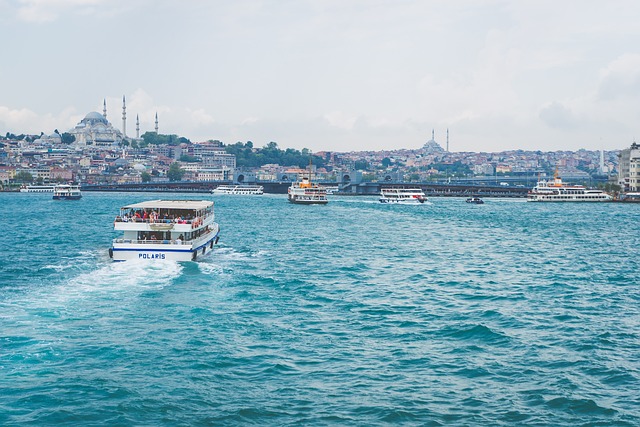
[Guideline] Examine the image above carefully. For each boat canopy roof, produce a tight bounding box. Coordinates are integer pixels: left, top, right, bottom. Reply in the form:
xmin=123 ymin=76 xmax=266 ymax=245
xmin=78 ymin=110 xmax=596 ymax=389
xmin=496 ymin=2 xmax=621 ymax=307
xmin=120 ymin=200 xmax=213 ymax=211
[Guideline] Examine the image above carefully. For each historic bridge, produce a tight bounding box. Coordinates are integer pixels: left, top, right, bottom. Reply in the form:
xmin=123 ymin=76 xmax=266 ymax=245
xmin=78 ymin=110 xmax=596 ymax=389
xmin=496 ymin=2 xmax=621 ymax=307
xmin=82 ymin=180 xmax=528 ymax=197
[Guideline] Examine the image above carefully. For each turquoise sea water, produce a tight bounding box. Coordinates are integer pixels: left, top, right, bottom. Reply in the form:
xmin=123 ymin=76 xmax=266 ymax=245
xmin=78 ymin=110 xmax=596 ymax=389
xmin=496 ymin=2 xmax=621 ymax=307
xmin=0 ymin=192 xmax=639 ymax=426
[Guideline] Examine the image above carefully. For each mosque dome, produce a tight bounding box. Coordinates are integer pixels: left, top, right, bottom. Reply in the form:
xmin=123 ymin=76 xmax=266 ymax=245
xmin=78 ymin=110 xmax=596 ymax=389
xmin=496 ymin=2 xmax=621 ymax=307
xmin=69 ymin=106 xmax=122 ymax=146
xmin=83 ymin=111 xmax=108 ymax=124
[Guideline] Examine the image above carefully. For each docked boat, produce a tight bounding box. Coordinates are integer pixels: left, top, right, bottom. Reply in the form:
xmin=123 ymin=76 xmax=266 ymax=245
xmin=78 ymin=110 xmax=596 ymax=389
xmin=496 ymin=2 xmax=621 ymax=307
xmin=52 ymin=184 xmax=82 ymax=200
xmin=466 ymin=196 xmax=484 ymax=204
xmin=212 ymin=184 xmax=264 ymax=195
xmin=379 ymin=187 xmax=427 ymax=204
xmin=288 ymin=177 xmax=328 ymax=204
xmin=527 ymin=172 xmax=612 ymax=202
xmin=617 ymin=192 xmax=640 ymax=202
xmin=109 ymin=200 xmax=221 ymax=262
xmin=20 ymin=184 xmax=56 ymax=193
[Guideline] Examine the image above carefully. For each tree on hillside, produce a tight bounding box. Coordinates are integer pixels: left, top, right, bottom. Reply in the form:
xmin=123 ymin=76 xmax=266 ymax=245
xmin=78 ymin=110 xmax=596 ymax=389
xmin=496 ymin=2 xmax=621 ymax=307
xmin=167 ymin=162 xmax=185 ymax=181
xmin=141 ymin=132 xmax=191 ymax=147
xmin=223 ymin=141 xmax=326 ymax=169
xmin=61 ymin=132 xmax=75 ymax=144
xmin=15 ymin=171 xmax=33 ymax=182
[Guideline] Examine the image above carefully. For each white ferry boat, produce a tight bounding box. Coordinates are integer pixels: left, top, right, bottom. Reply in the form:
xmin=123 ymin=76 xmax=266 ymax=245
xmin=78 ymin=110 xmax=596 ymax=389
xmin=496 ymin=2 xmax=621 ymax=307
xmin=527 ymin=172 xmax=612 ymax=202
xmin=379 ymin=187 xmax=427 ymax=204
xmin=288 ymin=177 xmax=328 ymax=204
xmin=212 ymin=184 xmax=264 ymax=195
xmin=20 ymin=184 xmax=57 ymax=193
xmin=319 ymin=185 xmax=339 ymax=195
xmin=52 ymin=184 xmax=82 ymax=200
xmin=110 ymin=200 xmax=221 ymax=262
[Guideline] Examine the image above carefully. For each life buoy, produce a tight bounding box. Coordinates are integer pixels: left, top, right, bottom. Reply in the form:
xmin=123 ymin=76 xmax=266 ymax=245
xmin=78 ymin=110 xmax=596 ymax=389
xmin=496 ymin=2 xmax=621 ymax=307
xmin=108 ymin=248 xmax=113 ymax=258
xmin=215 ymin=236 xmax=219 ymax=245
xmin=210 ymin=240 xmax=214 ymax=249
xmin=192 ymin=250 xmax=197 ymax=261
xmin=202 ymin=247 xmax=206 ymax=255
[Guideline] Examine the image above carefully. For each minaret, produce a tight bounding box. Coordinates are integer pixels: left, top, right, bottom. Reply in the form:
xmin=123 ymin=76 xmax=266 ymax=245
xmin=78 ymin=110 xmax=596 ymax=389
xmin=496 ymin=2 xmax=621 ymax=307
xmin=103 ymin=99 xmax=107 ymax=119
xmin=155 ymin=112 xmax=159 ymax=134
xmin=136 ymin=114 xmax=140 ymax=139
xmin=122 ymin=95 xmax=127 ymax=138
xmin=432 ymin=129 xmax=435 ymax=141
xmin=446 ymin=128 xmax=449 ymax=152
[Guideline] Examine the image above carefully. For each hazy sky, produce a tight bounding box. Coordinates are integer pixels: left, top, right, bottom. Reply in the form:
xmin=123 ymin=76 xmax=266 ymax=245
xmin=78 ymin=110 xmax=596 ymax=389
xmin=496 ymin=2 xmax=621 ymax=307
xmin=2 ymin=0 xmax=640 ymax=153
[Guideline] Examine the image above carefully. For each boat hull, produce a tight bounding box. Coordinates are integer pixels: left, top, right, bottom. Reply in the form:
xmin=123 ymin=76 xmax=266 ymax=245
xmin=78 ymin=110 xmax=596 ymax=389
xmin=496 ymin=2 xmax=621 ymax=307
xmin=110 ymin=228 xmax=220 ymax=262
xmin=379 ymin=198 xmax=425 ymax=204
xmin=288 ymin=197 xmax=328 ymax=205
xmin=53 ymin=195 xmax=82 ymax=200
xmin=527 ymin=195 xmax=612 ymax=202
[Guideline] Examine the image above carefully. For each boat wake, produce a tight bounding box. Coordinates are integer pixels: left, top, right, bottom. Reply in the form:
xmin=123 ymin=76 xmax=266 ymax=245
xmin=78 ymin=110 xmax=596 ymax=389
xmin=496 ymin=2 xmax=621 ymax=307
xmin=56 ymin=260 xmax=184 ymax=301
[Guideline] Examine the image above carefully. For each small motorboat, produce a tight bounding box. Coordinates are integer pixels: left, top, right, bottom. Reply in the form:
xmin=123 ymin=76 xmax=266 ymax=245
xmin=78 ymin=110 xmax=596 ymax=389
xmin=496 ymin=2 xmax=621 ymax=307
xmin=466 ymin=196 xmax=484 ymax=204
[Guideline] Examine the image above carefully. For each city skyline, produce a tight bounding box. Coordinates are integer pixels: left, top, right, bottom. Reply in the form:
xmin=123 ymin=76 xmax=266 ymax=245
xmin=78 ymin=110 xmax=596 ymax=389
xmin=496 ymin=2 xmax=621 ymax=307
xmin=2 ymin=1 xmax=640 ymax=153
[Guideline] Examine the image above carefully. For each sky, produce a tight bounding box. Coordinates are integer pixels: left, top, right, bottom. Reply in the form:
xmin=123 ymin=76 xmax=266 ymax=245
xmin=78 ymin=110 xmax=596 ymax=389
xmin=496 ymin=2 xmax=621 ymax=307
xmin=1 ymin=0 xmax=640 ymax=153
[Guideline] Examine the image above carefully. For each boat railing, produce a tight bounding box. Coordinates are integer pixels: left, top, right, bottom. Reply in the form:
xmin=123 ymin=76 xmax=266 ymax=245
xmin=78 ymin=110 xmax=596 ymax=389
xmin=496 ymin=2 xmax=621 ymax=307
xmin=114 ymin=211 xmax=213 ymax=226
xmin=113 ymin=238 xmax=189 ymax=245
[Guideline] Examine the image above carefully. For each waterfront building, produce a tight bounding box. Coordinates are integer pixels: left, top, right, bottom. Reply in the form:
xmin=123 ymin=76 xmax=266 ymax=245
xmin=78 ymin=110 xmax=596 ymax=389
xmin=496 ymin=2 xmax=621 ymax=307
xmin=618 ymin=142 xmax=640 ymax=191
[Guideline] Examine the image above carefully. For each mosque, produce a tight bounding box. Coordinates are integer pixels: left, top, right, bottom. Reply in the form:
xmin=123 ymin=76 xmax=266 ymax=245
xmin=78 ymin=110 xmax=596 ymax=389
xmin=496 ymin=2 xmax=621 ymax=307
xmin=422 ymin=129 xmax=446 ymax=155
xmin=68 ymin=97 xmax=158 ymax=147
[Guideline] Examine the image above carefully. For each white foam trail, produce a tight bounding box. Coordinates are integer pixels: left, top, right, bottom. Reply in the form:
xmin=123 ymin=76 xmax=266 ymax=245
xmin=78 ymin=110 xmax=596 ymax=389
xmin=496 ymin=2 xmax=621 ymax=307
xmin=42 ymin=260 xmax=184 ymax=304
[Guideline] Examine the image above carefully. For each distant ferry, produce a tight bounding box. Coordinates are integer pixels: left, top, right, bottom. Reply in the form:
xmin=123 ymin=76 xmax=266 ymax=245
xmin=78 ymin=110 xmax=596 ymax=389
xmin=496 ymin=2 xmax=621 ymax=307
xmin=288 ymin=176 xmax=329 ymax=204
xmin=110 ymin=199 xmax=220 ymax=262
xmin=527 ymin=172 xmax=612 ymax=202
xmin=379 ymin=187 xmax=427 ymax=204
xmin=20 ymin=184 xmax=56 ymax=193
xmin=212 ymin=184 xmax=264 ymax=195
xmin=52 ymin=184 xmax=82 ymax=200
xmin=319 ymin=185 xmax=339 ymax=195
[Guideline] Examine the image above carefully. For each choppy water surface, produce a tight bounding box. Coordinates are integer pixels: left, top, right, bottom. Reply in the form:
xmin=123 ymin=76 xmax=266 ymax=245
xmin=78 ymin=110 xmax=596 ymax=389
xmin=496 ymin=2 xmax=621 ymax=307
xmin=1 ymin=192 xmax=639 ymax=426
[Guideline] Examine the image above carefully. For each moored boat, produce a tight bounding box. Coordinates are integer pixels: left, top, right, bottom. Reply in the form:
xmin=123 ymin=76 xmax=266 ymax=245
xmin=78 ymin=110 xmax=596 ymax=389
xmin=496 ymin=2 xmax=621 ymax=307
xmin=20 ymin=184 xmax=57 ymax=193
xmin=379 ymin=187 xmax=427 ymax=204
xmin=110 ymin=199 xmax=220 ymax=262
xmin=527 ymin=171 xmax=612 ymax=202
xmin=53 ymin=184 xmax=82 ymax=200
xmin=212 ymin=184 xmax=264 ymax=195
xmin=617 ymin=192 xmax=640 ymax=202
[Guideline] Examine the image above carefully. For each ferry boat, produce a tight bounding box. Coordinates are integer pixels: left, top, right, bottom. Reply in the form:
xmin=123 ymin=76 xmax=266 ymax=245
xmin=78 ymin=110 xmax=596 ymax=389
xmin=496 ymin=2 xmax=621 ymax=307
xmin=212 ymin=184 xmax=264 ymax=195
xmin=319 ymin=185 xmax=339 ymax=195
xmin=109 ymin=200 xmax=221 ymax=262
xmin=527 ymin=172 xmax=612 ymax=202
xmin=52 ymin=184 xmax=82 ymax=200
xmin=465 ymin=196 xmax=484 ymax=204
xmin=379 ymin=187 xmax=427 ymax=204
xmin=288 ymin=177 xmax=328 ymax=204
xmin=20 ymin=184 xmax=56 ymax=193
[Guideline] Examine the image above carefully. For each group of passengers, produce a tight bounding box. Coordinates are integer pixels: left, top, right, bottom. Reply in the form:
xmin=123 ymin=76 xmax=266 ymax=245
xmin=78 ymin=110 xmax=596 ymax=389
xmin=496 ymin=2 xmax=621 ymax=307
xmin=119 ymin=209 xmax=196 ymax=224
xmin=139 ymin=232 xmax=185 ymax=243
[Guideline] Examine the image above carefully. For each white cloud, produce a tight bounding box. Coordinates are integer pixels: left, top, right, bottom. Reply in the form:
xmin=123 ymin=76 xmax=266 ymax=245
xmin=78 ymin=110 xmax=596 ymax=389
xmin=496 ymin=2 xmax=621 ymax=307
xmin=597 ymin=54 xmax=640 ymax=101
xmin=16 ymin=0 xmax=105 ymax=23
xmin=3 ymin=1 xmax=640 ymax=152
